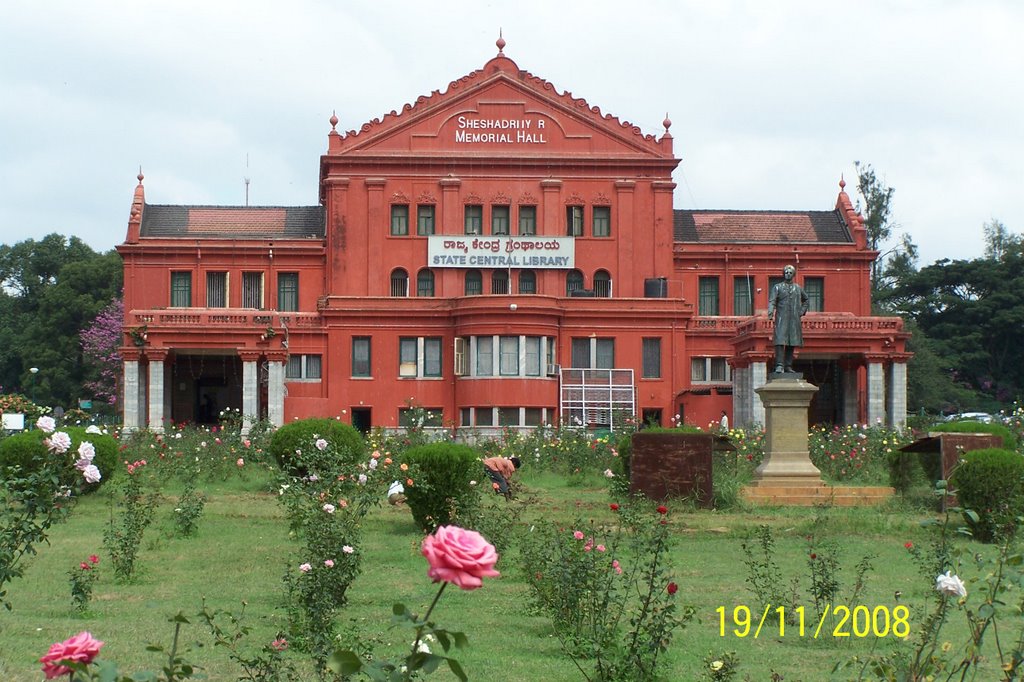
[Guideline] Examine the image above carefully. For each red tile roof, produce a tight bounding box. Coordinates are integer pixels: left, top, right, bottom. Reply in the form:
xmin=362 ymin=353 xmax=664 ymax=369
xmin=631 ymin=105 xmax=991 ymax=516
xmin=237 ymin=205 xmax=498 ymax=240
xmin=674 ymin=209 xmax=851 ymax=244
xmin=140 ymin=205 xmax=324 ymax=238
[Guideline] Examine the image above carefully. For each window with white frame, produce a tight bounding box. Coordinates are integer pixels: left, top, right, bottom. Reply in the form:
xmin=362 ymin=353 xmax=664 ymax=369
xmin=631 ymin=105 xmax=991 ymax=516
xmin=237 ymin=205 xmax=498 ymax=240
xmin=691 ymin=357 xmax=729 ymax=383
xmin=286 ymin=354 xmax=322 ymax=380
xmin=399 ymin=337 xmax=442 ymax=378
xmin=390 ymin=205 xmax=409 ymax=236
xmin=492 ymin=205 xmax=510 ymax=235
xmin=571 ymin=337 xmax=615 ymax=369
xmin=475 ymin=336 xmax=493 ymax=376
xmin=468 ymin=336 xmax=553 ymax=377
xmin=499 ymin=336 xmax=519 ymax=376
xmin=242 ymin=272 xmax=264 ymax=309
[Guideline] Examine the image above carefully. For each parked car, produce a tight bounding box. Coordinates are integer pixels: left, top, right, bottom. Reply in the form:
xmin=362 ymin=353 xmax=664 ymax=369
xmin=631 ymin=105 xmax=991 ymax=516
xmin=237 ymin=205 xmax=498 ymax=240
xmin=944 ymin=412 xmax=994 ymax=423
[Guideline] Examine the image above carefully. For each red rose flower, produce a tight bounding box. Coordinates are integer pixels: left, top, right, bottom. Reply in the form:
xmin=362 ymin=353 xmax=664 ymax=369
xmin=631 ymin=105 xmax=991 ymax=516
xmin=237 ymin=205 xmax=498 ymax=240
xmin=667 ymin=582 xmax=678 ymax=595
xmin=89 ymin=555 xmax=100 ymax=564
xmin=904 ymin=542 xmax=913 ymax=549
xmin=609 ymin=503 xmax=619 ymax=511
xmin=656 ymin=505 xmax=668 ymax=515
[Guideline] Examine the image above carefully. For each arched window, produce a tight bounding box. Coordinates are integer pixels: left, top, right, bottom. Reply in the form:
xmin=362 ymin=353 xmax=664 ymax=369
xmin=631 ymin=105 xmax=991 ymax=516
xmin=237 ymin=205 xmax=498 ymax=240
xmin=464 ymin=269 xmax=483 ymax=296
xmin=390 ymin=268 xmax=409 ymax=297
xmin=519 ymin=270 xmax=536 ymax=294
xmin=594 ymin=270 xmax=612 ymax=297
xmin=416 ymin=269 xmax=435 ymax=297
xmin=492 ymin=270 xmax=509 ymax=295
xmin=566 ymin=269 xmax=585 ymax=296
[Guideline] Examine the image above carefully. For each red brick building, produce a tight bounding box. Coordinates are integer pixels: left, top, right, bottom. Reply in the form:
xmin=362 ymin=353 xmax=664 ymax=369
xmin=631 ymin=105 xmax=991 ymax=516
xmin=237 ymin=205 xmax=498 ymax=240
xmin=117 ymin=39 xmax=909 ymax=435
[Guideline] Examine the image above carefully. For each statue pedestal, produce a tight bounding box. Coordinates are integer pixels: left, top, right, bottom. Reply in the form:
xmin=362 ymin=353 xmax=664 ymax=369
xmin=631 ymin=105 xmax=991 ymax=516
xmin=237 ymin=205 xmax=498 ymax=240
xmin=749 ymin=373 xmax=822 ymax=487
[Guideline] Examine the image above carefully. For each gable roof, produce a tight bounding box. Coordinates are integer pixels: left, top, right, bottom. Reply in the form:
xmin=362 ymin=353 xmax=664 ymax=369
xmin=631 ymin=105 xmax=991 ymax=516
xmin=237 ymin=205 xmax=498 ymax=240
xmin=674 ymin=209 xmax=852 ymax=244
xmin=139 ymin=205 xmax=325 ymax=239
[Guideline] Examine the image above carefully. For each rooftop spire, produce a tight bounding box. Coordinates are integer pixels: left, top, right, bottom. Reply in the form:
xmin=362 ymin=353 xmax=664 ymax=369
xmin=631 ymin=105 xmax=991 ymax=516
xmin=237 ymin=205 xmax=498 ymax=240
xmin=496 ymin=29 xmax=506 ymax=56
xmin=839 ymin=174 xmax=846 ymax=191
xmin=137 ymin=166 xmax=144 ymax=185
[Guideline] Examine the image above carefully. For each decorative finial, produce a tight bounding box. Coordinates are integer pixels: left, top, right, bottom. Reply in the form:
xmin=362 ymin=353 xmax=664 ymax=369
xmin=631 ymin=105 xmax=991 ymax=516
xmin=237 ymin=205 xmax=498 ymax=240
xmin=137 ymin=166 xmax=144 ymax=185
xmin=839 ymin=174 xmax=846 ymax=191
xmin=663 ymin=112 xmax=672 ymax=131
xmin=496 ymin=29 xmax=506 ymax=55
xmin=329 ymin=110 xmax=338 ymax=131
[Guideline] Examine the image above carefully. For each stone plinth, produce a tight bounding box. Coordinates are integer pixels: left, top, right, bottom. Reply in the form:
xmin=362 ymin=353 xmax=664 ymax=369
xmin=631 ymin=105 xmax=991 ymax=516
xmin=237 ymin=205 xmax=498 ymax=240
xmin=749 ymin=374 xmax=822 ymax=487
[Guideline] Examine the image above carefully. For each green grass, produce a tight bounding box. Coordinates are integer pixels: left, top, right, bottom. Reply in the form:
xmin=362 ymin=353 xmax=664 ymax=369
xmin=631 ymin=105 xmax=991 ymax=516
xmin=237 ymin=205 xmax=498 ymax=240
xmin=0 ymin=468 xmax=1013 ymax=681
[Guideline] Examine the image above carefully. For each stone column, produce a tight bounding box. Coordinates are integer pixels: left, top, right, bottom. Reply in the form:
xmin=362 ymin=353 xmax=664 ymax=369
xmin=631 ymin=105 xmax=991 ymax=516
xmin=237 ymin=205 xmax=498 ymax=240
xmin=240 ymin=351 xmax=260 ymax=435
xmin=146 ymin=349 xmax=168 ymax=434
xmin=732 ymin=364 xmax=750 ymax=428
xmin=750 ymin=376 xmax=822 ymax=486
xmin=365 ymin=178 xmax=387 ymax=295
xmin=267 ymin=351 xmax=286 ymax=427
xmin=887 ymin=360 xmax=908 ymax=430
xmin=122 ymin=350 xmax=141 ymax=432
xmin=751 ymin=360 xmax=768 ymax=426
xmin=866 ymin=358 xmax=886 ymax=427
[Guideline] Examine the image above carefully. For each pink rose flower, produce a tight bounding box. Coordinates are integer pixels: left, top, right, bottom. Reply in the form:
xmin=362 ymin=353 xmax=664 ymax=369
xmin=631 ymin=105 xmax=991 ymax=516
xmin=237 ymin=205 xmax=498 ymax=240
xmin=82 ymin=465 xmax=102 ymax=484
xmin=39 ymin=631 xmax=104 ymax=679
xmin=421 ymin=525 xmax=500 ymax=590
xmin=299 ymin=563 xmax=312 ymax=573
xmin=36 ymin=415 xmax=57 ymax=434
xmin=236 ymin=458 xmax=245 ymax=467
xmin=324 ymin=559 xmax=335 ymax=568
xmin=573 ymin=530 xmax=585 ymax=540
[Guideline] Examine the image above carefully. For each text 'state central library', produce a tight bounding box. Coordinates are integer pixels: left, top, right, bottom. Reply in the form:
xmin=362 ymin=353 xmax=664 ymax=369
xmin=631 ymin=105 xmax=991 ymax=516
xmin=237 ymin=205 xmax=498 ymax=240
xmin=117 ymin=40 xmax=909 ymax=435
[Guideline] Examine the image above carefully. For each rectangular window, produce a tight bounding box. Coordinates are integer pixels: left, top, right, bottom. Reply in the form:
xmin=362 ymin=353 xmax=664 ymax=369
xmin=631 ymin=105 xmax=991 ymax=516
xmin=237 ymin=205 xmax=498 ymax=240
xmin=423 ymin=338 xmax=442 ymax=377
xmin=417 ymin=205 xmax=435 ymax=235
xmin=733 ymin=277 xmax=754 ymax=316
xmin=399 ymin=408 xmax=442 ymax=428
xmin=595 ymin=338 xmax=615 ymax=369
xmin=286 ymin=354 xmax=322 ymax=380
xmin=460 ymin=407 xmax=472 ymax=427
xmin=524 ymin=407 xmax=543 ymax=426
xmin=170 ymin=271 xmax=192 ymax=307
xmin=571 ymin=337 xmax=591 ymax=368
xmin=492 ymin=206 xmax=510 ymax=235
xmin=525 ymin=337 xmax=541 ymax=376
xmin=206 ymin=272 xmax=228 ymax=308
xmin=566 ymin=206 xmax=584 ymax=236
xmin=277 ymin=272 xmax=298 ymax=312
xmin=593 ymin=206 xmax=611 ymax=237
xmin=499 ymin=336 xmax=519 ymax=376
xmin=518 ymin=206 xmax=537 ymax=235
xmin=464 ymin=205 xmax=483 ymax=235
xmin=698 ymin=276 xmax=719 ymax=316
xmin=390 ymin=205 xmax=409 ymax=236
xmin=642 ymin=338 xmax=662 ymax=378
xmin=475 ymin=407 xmax=494 ymax=427
xmin=498 ymin=407 xmax=519 ymax=426
xmin=242 ymin=272 xmax=264 ymax=309
xmin=476 ymin=336 xmax=493 ymax=376
xmin=804 ymin=276 xmax=824 ymax=312
xmin=352 ymin=337 xmax=371 ymax=378
xmin=399 ymin=338 xmax=418 ymax=377
xmin=691 ymin=357 xmax=730 ymax=383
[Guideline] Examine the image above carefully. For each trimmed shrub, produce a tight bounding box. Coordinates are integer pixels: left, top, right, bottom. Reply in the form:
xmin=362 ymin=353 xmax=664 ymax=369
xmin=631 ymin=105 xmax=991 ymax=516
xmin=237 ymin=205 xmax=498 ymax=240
xmin=928 ymin=420 xmax=1016 ymax=450
xmin=401 ymin=443 xmax=481 ymax=532
xmin=270 ymin=418 xmax=364 ymax=476
xmin=0 ymin=428 xmax=116 ymax=494
xmin=949 ymin=448 xmax=1024 ymax=542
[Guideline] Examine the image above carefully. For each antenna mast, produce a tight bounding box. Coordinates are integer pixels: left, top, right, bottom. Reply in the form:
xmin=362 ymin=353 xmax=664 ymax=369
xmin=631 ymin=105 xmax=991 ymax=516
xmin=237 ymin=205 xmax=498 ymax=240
xmin=244 ymin=153 xmax=250 ymax=206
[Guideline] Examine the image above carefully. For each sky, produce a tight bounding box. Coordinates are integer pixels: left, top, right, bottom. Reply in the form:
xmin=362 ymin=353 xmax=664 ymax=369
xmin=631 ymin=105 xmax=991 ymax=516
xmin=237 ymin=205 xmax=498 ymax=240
xmin=1 ymin=0 xmax=1020 ymax=266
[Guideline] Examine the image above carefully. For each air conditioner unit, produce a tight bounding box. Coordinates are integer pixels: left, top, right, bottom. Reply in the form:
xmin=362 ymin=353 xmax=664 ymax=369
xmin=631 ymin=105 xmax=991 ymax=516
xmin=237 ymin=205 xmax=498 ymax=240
xmin=546 ymin=363 xmax=560 ymax=377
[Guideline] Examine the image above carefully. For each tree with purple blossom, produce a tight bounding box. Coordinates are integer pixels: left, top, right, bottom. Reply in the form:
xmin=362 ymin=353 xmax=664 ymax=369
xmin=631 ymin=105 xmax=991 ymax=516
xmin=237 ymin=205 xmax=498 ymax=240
xmin=80 ymin=298 xmax=123 ymax=406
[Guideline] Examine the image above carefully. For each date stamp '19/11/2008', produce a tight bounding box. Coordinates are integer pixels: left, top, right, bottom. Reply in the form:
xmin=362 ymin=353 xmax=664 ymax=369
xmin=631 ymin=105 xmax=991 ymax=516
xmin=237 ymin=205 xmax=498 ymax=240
xmin=716 ymin=604 xmax=911 ymax=639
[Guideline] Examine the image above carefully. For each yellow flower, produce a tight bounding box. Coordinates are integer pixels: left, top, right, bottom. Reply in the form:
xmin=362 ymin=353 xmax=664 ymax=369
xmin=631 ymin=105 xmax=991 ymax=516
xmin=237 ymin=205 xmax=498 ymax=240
xmin=710 ymin=660 xmax=724 ymax=671
xmin=941 ymin=641 xmax=952 ymax=653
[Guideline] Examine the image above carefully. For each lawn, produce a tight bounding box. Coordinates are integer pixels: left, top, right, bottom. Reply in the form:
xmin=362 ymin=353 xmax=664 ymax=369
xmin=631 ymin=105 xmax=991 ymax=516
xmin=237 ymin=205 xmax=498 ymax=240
xmin=1 ymin=461 xmax=1012 ymax=682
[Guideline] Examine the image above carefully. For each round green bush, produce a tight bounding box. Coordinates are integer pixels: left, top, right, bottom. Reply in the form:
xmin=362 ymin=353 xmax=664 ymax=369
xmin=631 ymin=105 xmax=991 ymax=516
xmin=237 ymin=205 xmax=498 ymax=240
xmin=269 ymin=418 xmax=364 ymax=476
xmin=401 ymin=443 xmax=481 ymax=532
xmin=949 ymin=447 xmax=1024 ymax=542
xmin=0 ymin=427 xmax=117 ymax=494
xmin=928 ymin=420 xmax=1017 ymax=450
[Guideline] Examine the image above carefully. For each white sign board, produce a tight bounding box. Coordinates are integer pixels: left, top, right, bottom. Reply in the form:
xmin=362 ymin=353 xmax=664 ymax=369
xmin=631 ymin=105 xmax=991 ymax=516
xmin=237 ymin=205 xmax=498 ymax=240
xmin=2 ymin=413 xmax=26 ymax=430
xmin=427 ymin=236 xmax=575 ymax=269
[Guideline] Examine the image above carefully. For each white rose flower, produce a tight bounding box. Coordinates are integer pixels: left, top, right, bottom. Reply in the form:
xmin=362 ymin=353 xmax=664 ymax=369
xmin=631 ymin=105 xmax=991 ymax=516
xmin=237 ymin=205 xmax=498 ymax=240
xmin=36 ymin=416 xmax=56 ymax=433
xmin=935 ymin=571 xmax=967 ymax=598
xmin=82 ymin=464 xmax=102 ymax=484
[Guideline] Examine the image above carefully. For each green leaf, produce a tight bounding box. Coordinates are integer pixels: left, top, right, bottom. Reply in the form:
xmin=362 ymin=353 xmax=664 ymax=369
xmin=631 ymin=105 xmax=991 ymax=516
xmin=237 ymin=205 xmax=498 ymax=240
xmin=419 ymin=654 xmax=443 ymax=675
xmin=169 ymin=611 xmax=191 ymax=624
xmin=1007 ymin=554 xmax=1024 ymax=566
xmin=96 ymin=660 xmax=121 ymax=682
xmin=392 ymin=602 xmax=408 ymax=617
xmin=435 ymin=630 xmax=451 ymax=652
xmin=964 ymin=509 xmax=980 ymax=524
xmin=978 ymin=603 xmax=996 ymax=619
xmin=447 ymin=657 xmax=469 ymax=682
xmin=327 ymin=650 xmax=363 ymax=675
xmin=452 ymin=631 xmax=469 ymax=649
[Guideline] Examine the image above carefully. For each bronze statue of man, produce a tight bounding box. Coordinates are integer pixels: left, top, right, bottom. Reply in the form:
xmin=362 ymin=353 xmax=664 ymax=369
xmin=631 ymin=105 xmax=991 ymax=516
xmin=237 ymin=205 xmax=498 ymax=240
xmin=767 ymin=264 xmax=809 ymax=373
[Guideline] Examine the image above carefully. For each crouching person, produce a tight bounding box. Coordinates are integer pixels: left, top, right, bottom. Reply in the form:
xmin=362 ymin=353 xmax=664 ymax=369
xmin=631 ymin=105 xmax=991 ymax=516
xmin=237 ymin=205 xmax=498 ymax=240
xmin=482 ymin=455 xmax=521 ymax=499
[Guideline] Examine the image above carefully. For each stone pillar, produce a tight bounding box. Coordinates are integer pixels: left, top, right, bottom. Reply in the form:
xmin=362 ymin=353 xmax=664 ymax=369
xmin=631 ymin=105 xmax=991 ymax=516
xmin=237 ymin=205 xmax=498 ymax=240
xmin=123 ymin=350 xmax=141 ymax=432
xmin=750 ymin=376 xmax=822 ymax=486
xmin=866 ymin=359 xmax=886 ymax=427
xmin=733 ymin=365 xmax=750 ymax=428
xmin=146 ymin=349 xmax=168 ymax=434
xmin=841 ymin=360 xmax=860 ymax=426
xmin=887 ymin=360 xmax=908 ymax=430
xmin=365 ymin=178 xmax=386 ymax=295
xmin=267 ymin=352 xmax=286 ymax=427
xmin=241 ymin=351 xmax=260 ymax=435
xmin=751 ymin=360 xmax=768 ymax=426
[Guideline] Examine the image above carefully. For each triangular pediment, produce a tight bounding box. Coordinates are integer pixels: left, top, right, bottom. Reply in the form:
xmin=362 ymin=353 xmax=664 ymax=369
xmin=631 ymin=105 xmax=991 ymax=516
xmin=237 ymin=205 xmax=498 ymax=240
xmin=329 ymin=55 xmax=672 ymax=159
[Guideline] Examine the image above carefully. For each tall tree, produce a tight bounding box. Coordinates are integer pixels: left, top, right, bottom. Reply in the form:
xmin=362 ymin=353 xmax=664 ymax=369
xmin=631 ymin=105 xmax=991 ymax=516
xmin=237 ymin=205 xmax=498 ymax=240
xmin=854 ymin=162 xmax=919 ymax=310
xmin=80 ymin=298 xmax=124 ymax=407
xmin=983 ymin=218 xmax=1022 ymax=261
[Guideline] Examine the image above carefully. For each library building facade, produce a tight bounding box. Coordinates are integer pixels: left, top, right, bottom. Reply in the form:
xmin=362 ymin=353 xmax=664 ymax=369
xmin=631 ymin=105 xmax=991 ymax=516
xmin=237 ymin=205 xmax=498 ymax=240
xmin=117 ymin=39 xmax=909 ymax=435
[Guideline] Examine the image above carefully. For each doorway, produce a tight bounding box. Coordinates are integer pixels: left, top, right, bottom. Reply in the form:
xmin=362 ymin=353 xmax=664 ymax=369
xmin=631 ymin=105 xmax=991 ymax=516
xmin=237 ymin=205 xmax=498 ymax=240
xmin=351 ymin=407 xmax=372 ymax=435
